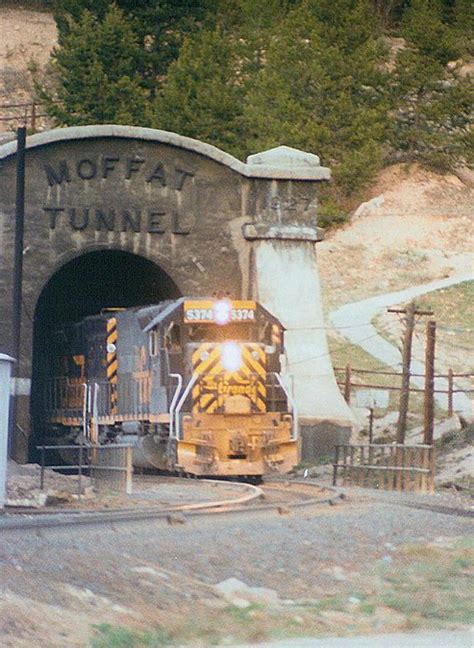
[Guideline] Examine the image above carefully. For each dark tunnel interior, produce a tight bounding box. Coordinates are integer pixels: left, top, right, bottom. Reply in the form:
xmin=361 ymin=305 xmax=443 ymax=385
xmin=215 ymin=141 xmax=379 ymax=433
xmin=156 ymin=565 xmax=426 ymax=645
xmin=30 ymin=250 xmax=181 ymax=455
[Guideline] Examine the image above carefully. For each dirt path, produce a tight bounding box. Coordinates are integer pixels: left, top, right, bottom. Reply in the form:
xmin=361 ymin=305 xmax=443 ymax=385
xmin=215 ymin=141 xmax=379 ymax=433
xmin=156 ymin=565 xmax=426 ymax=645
xmin=330 ymin=273 xmax=473 ymax=417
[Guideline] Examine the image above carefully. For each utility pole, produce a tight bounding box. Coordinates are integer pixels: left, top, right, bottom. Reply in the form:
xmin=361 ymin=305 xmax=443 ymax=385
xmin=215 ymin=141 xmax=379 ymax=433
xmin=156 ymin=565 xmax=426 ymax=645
xmin=388 ymin=302 xmax=433 ymax=444
xmin=423 ymin=320 xmax=436 ymax=445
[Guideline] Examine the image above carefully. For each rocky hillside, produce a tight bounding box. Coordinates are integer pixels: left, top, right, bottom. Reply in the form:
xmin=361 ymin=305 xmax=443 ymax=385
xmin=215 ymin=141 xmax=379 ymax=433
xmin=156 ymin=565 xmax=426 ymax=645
xmin=0 ymin=5 xmax=57 ymax=132
xmin=318 ymin=163 xmax=473 ymax=310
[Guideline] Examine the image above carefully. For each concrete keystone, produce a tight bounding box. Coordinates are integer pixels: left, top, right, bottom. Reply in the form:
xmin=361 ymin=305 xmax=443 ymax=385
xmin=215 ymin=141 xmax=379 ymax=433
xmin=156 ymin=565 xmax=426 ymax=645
xmin=247 ymin=146 xmax=321 ymax=169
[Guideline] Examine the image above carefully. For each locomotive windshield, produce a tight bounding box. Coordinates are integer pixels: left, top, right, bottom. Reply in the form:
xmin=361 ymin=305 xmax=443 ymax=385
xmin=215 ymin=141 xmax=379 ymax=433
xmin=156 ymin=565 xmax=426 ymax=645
xmin=187 ymin=323 xmax=255 ymax=342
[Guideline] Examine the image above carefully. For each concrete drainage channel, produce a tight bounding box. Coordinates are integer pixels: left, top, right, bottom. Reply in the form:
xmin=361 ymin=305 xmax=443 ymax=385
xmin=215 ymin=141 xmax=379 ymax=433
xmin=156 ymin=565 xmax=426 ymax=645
xmin=0 ymin=479 xmax=343 ymax=530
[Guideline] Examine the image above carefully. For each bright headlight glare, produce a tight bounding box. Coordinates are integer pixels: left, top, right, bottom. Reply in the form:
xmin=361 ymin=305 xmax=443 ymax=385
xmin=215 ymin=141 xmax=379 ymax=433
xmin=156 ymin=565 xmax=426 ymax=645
xmin=214 ymin=300 xmax=232 ymax=326
xmin=220 ymin=342 xmax=242 ymax=372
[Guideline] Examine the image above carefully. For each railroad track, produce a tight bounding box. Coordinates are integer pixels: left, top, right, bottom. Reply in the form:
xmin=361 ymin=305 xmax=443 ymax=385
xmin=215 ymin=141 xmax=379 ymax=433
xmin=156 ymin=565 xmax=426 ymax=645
xmin=388 ymin=499 xmax=474 ymax=519
xmin=1 ymin=478 xmax=341 ymax=530
xmin=4 ymin=477 xmax=470 ymax=531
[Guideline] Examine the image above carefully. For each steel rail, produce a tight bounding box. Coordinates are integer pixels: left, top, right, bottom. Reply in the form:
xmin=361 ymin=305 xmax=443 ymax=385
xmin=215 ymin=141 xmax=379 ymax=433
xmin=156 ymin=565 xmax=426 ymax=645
xmin=386 ymin=499 xmax=474 ymax=519
xmin=0 ymin=480 xmax=342 ymax=531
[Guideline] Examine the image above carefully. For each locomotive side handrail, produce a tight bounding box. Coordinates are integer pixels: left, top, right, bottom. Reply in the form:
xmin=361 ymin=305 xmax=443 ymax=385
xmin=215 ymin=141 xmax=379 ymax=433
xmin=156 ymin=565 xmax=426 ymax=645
xmin=90 ymin=382 xmax=100 ymax=443
xmin=270 ymin=372 xmax=298 ymax=440
xmin=174 ymin=373 xmax=199 ymax=441
xmin=168 ymin=373 xmax=183 ymax=439
xmin=82 ymin=383 xmax=89 ymax=439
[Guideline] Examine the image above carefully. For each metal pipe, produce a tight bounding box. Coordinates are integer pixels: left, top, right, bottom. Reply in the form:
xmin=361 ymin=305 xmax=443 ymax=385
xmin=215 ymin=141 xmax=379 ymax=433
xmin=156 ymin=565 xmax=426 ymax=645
xmin=174 ymin=374 xmax=199 ymax=441
xmin=168 ymin=374 xmax=182 ymax=439
xmin=9 ymin=127 xmax=26 ymax=456
xmin=82 ymin=383 xmax=89 ymax=439
xmin=0 ymin=355 xmax=15 ymax=507
xmin=91 ymin=383 xmax=99 ymax=444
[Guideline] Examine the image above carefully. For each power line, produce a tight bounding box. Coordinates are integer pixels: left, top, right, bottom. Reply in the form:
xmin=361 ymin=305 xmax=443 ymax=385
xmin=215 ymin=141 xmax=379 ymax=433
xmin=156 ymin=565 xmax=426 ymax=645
xmin=287 ymin=319 xmax=403 ymax=368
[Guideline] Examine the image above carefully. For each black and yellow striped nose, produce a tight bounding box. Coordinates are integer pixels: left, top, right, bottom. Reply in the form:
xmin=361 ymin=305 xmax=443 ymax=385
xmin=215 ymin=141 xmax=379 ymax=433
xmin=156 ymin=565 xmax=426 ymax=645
xmin=191 ymin=343 xmax=266 ymax=413
xmin=106 ymin=317 xmax=118 ymax=413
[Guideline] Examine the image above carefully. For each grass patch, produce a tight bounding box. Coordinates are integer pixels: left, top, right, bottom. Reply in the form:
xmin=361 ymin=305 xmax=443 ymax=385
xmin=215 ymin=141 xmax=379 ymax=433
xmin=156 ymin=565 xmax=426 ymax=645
xmin=436 ymin=424 xmax=474 ymax=453
xmin=91 ymin=624 xmax=173 ymax=647
xmin=415 ymin=281 xmax=474 ymax=349
xmin=378 ymin=538 xmax=474 ymax=626
xmin=1 ymin=0 xmax=52 ymax=10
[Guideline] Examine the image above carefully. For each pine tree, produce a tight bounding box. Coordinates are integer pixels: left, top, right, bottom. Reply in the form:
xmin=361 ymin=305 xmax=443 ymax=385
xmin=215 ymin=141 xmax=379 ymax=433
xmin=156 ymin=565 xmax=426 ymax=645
xmin=452 ymin=0 xmax=474 ymax=55
xmin=36 ymin=6 xmax=152 ymax=126
xmin=390 ymin=0 xmax=473 ymax=170
xmin=52 ymin=0 xmax=214 ymax=81
xmin=153 ymin=30 xmax=248 ymax=156
xmin=242 ymin=0 xmax=389 ymax=193
xmin=401 ymin=0 xmax=461 ymax=64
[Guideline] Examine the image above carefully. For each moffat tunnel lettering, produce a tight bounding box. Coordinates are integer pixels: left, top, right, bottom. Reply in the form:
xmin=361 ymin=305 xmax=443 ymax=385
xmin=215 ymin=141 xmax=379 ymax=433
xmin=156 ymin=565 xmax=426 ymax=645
xmin=42 ymin=155 xmax=195 ymax=234
xmin=44 ymin=157 xmax=194 ymax=189
xmin=43 ymin=207 xmax=191 ymax=234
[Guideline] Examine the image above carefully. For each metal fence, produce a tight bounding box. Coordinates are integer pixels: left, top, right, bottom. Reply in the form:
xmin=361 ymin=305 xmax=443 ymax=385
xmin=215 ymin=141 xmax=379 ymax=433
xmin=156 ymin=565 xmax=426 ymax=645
xmin=37 ymin=443 xmax=133 ymax=497
xmin=0 ymin=101 xmax=53 ymax=132
xmin=332 ymin=443 xmax=435 ymax=492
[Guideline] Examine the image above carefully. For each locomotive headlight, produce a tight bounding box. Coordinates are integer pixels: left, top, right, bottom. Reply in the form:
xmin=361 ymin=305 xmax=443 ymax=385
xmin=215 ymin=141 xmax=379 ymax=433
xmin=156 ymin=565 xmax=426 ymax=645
xmin=220 ymin=342 xmax=242 ymax=372
xmin=214 ymin=299 xmax=232 ymax=326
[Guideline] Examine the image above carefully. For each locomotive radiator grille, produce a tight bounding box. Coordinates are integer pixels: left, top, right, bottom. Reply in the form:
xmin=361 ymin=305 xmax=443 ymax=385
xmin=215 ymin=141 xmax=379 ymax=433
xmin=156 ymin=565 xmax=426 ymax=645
xmin=191 ymin=343 xmax=267 ymax=414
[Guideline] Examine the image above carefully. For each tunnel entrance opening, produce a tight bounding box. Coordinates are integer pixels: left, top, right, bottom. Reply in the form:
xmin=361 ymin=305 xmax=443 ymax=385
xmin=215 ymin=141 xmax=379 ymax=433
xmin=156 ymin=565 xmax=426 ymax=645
xmin=30 ymin=250 xmax=181 ymax=459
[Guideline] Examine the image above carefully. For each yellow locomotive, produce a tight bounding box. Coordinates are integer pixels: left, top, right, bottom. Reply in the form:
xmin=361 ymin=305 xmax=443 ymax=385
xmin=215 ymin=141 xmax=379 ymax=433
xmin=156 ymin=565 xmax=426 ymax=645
xmin=44 ymin=298 xmax=298 ymax=477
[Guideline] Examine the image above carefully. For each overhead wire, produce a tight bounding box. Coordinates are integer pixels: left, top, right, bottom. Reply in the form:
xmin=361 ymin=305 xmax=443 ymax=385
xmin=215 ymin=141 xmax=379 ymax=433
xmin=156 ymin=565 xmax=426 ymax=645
xmin=287 ymin=318 xmax=405 ymax=368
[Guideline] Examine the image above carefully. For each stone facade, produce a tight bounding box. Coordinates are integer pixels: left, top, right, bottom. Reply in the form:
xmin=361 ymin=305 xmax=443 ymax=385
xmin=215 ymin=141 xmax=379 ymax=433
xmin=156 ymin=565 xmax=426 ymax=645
xmin=0 ymin=126 xmax=353 ymax=462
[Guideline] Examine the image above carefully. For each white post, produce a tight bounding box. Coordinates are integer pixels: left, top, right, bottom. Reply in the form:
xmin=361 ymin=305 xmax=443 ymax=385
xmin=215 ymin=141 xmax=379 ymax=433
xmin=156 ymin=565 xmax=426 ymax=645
xmin=0 ymin=354 xmax=15 ymax=509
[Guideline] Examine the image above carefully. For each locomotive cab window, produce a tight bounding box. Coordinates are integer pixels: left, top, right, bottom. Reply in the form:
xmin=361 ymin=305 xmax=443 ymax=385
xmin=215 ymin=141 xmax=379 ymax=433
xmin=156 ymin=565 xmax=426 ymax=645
xmin=149 ymin=329 xmax=160 ymax=357
xmin=164 ymin=322 xmax=181 ymax=352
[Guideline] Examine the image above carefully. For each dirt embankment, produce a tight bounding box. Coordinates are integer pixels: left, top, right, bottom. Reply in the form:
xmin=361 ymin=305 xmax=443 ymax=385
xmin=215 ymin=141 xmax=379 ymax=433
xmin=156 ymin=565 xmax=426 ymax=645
xmin=0 ymin=6 xmax=57 ymax=132
xmin=318 ymin=164 xmax=473 ymax=311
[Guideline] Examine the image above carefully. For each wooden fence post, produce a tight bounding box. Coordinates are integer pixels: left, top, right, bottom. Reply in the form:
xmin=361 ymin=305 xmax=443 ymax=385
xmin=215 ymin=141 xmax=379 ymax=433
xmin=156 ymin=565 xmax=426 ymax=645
xmin=31 ymin=102 xmax=37 ymax=132
xmin=429 ymin=446 xmax=436 ymax=493
xmin=423 ymin=320 xmax=436 ymax=445
xmin=397 ymin=302 xmax=416 ymax=444
xmin=344 ymin=365 xmax=352 ymax=404
xmin=332 ymin=445 xmax=339 ymax=486
xmin=448 ymin=368 xmax=454 ymax=418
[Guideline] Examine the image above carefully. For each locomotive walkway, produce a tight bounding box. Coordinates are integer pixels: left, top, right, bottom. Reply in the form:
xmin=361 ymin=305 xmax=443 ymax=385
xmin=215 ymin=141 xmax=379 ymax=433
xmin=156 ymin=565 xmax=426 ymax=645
xmin=330 ymin=272 xmax=473 ymax=417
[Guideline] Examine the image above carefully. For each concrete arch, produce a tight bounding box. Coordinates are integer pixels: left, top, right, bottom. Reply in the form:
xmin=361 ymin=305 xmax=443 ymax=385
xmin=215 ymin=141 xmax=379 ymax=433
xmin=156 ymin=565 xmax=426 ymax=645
xmin=30 ymin=249 xmax=182 ymax=453
xmin=0 ymin=125 xmax=330 ymax=181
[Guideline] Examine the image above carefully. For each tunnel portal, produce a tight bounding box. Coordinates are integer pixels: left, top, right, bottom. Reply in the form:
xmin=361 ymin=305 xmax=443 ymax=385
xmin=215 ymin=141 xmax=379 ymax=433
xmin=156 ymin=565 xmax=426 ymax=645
xmin=30 ymin=250 xmax=181 ymax=453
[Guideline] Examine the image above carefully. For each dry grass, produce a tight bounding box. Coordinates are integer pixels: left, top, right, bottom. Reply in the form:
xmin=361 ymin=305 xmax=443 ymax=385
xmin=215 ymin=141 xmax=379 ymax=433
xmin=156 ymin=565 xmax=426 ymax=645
xmin=90 ymin=537 xmax=474 ymax=646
